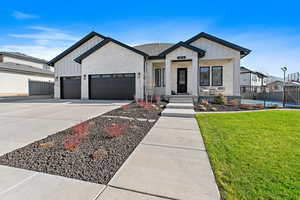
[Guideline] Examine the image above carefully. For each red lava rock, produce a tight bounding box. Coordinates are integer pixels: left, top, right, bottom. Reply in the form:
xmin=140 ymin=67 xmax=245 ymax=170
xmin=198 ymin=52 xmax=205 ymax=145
xmin=103 ymin=123 xmax=128 ymax=138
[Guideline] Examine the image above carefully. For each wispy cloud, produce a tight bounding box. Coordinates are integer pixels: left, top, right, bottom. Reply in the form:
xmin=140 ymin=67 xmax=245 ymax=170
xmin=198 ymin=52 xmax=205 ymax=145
xmin=0 ymin=45 xmax=66 ymax=60
xmin=1 ymin=26 xmax=79 ymax=60
xmin=12 ymin=11 xmax=39 ymax=20
xmin=9 ymin=26 xmax=79 ymax=41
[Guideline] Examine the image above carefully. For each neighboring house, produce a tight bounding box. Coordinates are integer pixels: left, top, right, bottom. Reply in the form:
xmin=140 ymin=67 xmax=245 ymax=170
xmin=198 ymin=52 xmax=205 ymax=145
xmin=48 ymin=31 xmax=251 ymax=100
xmin=267 ymin=80 xmax=284 ymax=92
xmin=0 ymin=52 xmax=54 ymax=97
xmin=240 ymin=66 xmax=267 ymax=94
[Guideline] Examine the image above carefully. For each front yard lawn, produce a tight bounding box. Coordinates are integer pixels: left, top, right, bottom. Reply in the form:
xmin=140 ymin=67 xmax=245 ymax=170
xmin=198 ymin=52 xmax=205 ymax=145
xmin=196 ymin=111 xmax=300 ymax=200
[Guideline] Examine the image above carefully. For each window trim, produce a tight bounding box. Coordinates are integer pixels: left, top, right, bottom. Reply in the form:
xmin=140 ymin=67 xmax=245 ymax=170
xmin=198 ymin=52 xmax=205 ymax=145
xmin=212 ymin=66 xmax=223 ymax=86
xmin=199 ymin=67 xmax=210 ymax=86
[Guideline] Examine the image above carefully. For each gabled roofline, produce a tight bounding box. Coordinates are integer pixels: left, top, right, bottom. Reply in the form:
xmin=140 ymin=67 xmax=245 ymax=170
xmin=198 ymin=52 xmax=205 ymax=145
xmin=158 ymin=42 xmax=205 ymax=57
xmin=47 ymin=31 xmax=106 ymax=66
xmin=185 ymin=32 xmax=251 ymax=57
xmin=74 ymin=37 xmax=148 ymax=64
xmin=0 ymin=52 xmax=48 ymax=64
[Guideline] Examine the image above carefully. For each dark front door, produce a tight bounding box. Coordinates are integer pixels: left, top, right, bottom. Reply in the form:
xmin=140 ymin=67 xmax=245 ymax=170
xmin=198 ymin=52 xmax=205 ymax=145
xmin=177 ymin=68 xmax=187 ymax=93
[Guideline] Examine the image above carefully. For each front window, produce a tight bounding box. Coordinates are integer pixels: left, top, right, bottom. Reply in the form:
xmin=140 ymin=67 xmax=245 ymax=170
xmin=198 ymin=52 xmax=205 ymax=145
xmin=200 ymin=67 xmax=210 ymax=86
xmin=212 ymin=66 xmax=223 ymax=86
xmin=154 ymin=68 xmax=165 ymax=87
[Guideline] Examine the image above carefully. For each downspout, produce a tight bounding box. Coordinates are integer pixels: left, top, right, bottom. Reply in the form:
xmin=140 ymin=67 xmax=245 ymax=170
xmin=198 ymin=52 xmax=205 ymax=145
xmin=143 ymin=56 xmax=147 ymax=100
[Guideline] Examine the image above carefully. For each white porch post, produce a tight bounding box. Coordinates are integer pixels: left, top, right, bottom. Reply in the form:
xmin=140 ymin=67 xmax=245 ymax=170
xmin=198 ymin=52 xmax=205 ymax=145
xmin=191 ymin=55 xmax=198 ymax=96
xmin=165 ymin=59 xmax=171 ymax=95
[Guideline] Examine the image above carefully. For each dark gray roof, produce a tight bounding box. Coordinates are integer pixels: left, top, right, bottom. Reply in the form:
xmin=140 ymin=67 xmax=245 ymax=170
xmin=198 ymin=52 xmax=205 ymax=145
xmin=133 ymin=43 xmax=174 ymax=56
xmin=0 ymin=62 xmax=54 ymax=77
xmin=0 ymin=52 xmax=48 ymax=64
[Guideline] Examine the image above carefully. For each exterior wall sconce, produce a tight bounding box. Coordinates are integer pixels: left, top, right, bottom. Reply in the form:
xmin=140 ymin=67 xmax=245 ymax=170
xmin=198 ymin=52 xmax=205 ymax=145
xmin=137 ymin=72 xmax=141 ymax=79
xmin=83 ymin=74 xmax=87 ymax=80
xmin=55 ymin=76 xmax=59 ymax=81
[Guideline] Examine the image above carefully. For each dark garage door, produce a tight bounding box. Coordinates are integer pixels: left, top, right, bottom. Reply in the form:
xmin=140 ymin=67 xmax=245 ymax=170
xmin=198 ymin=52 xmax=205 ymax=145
xmin=61 ymin=76 xmax=81 ymax=99
xmin=89 ymin=73 xmax=135 ymax=100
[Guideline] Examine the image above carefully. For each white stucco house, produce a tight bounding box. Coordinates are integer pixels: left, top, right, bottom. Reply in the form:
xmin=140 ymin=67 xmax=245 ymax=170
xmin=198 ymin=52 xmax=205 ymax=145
xmin=0 ymin=52 xmax=54 ymax=97
xmin=48 ymin=31 xmax=251 ymax=100
xmin=240 ymin=66 xmax=267 ymax=95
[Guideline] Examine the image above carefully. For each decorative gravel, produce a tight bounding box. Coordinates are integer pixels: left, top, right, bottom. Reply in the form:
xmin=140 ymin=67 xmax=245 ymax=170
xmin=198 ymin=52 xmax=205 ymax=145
xmin=0 ymin=102 xmax=164 ymax=184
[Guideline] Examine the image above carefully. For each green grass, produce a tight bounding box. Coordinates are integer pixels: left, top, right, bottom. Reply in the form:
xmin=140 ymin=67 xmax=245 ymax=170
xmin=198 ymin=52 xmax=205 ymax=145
xmin=196 ymin=111 xmax=300 ymax=200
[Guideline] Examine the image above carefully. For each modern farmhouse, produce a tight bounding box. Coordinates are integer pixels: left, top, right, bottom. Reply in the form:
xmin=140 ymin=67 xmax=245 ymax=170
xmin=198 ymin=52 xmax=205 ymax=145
xmin=48 ymin=31 xmax=251 ymax=100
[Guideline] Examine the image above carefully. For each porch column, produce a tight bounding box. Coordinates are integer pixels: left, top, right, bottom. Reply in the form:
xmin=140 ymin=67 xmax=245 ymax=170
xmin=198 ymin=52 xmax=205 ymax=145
xmin=191 ymin=56 xmax=198 ymax=96
xmin=165 ymin=59 xmax=171 ymax=95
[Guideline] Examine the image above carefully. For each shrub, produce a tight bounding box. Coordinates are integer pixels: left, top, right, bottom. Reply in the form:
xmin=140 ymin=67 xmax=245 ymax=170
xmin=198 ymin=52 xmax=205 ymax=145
xmin=240 ymin=104 xmax=253 ymax=110
xmin=268 ymin=104 xmax=279 ymax=109
xmin=63 ymin=135 xmax=82 ymax=151
xmin=210 ymin=107 xmax=218 ymax=111
xmin=215 ymin=94 xmax=227 ymax=105
xmin=73 ymin=122 xmax=90 ymax=137
xmin=198 ymin=105 xmax=207 ymax=111
xmin=201 ymin=100 xmax=209 ymax=105
xmin=121 ymin=104 xmax=130 ymax=110
xmin=256 ymin=104 xmax=265 ymax=109
xmin=155 ymin=96 xmax=161 ymax=104
xmin=39 ymin=141 xmax=55 ymax=149
xmin=229 ymin=100 xmax=239 ymax=107
xmin=91 ymin=149 xmax=108 ymax=160
xmin=103 ymin=123 xmax=128 ymax=138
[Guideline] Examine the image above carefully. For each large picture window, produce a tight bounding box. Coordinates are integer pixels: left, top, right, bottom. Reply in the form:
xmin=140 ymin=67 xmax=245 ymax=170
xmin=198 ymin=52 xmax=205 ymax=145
xmin=212 ymin=66 xmax=223 ymax=86
xmin=154 ymin=68 xmax=165 ymax=87
xmin=200 ymin=67 xmax=210 ymax=86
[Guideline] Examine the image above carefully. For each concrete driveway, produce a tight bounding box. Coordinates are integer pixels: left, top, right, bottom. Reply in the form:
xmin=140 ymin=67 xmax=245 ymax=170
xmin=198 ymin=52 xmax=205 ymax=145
xmin=0 ymin=98 xmax=129 ymax=156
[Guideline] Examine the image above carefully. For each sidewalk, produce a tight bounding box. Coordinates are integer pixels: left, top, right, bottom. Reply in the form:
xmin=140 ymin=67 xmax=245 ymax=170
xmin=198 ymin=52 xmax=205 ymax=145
xmin=104 ymin=116 xmax=220 ymax=200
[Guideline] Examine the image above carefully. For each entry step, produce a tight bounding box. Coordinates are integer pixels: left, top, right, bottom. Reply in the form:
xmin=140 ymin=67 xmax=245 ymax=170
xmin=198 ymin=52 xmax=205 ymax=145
xmin=161 ymin=108 xmax=195 ymax=118
xmin=166 ymin=103 xmax=194 ymax=109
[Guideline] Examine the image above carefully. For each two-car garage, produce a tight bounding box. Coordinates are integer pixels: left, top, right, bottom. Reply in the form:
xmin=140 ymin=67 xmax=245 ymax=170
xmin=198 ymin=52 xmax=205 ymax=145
xmin=60 ymin=73 xmax=135 ymax=100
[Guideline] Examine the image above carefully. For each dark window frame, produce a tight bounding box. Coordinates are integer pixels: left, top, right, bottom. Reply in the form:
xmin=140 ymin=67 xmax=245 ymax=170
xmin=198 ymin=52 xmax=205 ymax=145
xmin=212 ymin=66 xmax=223 ymax=86
xmin=154 ymin=68 xmax=161 ymax=87
xmin=199 ymin=67 xmax=210 ymax=86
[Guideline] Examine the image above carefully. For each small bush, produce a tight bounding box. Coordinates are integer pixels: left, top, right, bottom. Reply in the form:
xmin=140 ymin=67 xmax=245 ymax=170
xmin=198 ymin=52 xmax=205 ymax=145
xmin=256 ymin=104 xmax=265 ymax=109
xmin=210 ymin=107 xmax=218 ymax=111
xmin=240 ymin=104 xmax=253 ymax=110
xmin=268 ymin=104 xmax=279 ymax=109
xmin=198 ymin=105 xmax=207 ymax=111
xmin=121 ymin=104 xmax=130 ymax=110
xmin=229 ymin=100 xmax=239 ymax=107
xmin=91 ymin=149 xmax=108 ymax=160
xmin=73 ymin=122 xmax=90 ymax=137
xmin=201 ymin=100 xmax=209 ymax=105
xmin=39 ymin=141 xmax=55 ymax=149
xmin=103 ymin=123 xmax=128 ymax=138
xmin=215 ymin=94 xmax=227 ymax=105
xmin=63 ymin=136 xmax=82 ymax=151
xmin=155 ymin=96 xmax=161 ymax=104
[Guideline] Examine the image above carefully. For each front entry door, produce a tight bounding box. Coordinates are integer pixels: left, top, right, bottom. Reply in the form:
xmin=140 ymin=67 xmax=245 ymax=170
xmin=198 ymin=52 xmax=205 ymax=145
xmin=177 ymin=68 xmax=187 ymax=93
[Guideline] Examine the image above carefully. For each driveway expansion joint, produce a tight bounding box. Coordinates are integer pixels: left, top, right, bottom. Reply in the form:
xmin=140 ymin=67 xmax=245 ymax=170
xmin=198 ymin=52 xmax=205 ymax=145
xmin=140 ymin=142 xmax=206 ymax=152
xmin=107 ymin=185 xmax=181 ymax=200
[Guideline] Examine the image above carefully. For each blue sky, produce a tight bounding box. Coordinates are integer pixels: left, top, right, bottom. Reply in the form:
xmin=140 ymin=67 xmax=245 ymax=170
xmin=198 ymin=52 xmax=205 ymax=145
xmin=0 ymin=0 xmax=299 ymax=76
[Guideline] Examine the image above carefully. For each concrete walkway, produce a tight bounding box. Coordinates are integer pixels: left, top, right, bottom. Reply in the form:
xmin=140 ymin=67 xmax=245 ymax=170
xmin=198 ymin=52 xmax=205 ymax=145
xmin=105 ymin=116 xmax=221 ymax=200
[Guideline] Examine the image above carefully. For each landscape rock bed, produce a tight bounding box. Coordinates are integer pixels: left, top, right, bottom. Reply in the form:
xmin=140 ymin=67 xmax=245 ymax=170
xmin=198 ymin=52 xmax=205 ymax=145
xmin=0 ymin=102 xmax=164 ymax=184
xmin=194 ymin=102 xmax=282 ymax=112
